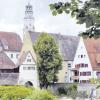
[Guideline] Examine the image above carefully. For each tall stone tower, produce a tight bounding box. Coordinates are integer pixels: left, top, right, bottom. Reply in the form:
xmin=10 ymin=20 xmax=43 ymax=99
xmin=18 ymin=1 xmax=39 ymax=87
xmin=24 ymin=1 xmax=35 ymax=32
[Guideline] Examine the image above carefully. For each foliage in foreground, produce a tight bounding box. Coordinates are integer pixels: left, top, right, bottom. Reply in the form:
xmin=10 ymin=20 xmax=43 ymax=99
xmin=49 ymin=0 xmax=100 ymax=38
xmin=89 ymin=78 xmax=100 ymax=84
xmin=0 ymin=86 xmax=32 ymax=100
xmin=34 ymin=32 xmax=62 ymax=88
xmin=27 ymin=88 xmax=56 ymax=100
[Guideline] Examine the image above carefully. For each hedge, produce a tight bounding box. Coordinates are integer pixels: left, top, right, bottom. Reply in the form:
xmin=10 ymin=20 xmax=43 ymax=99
xmin=27 ymin=88 xmax=56 ymax=100
xmin=0 ymin=86 xmax=32 ymax=100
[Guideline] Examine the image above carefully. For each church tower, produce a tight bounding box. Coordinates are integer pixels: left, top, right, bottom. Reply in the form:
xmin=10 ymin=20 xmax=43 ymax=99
xmin=24 ymin=1 xmax=35 ymax=32
xmin=18 ymin=1 xmax=39 ymax=87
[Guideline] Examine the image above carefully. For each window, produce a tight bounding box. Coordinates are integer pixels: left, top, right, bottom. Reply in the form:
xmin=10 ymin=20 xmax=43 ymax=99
xmin=80 ymin=72 xmax=82 ymax=76
xmin=75 ymin=64 xmax=80 ymax=68
xmin=27 ymin=59 xmax=31 ymax=62
xmin=78 ymin=55 xmax=86 ymax=58
xmin=16 ymin=54 xmax=19 ymax=58
xmin=85 ymin=64 xmax=88 ymax=67
xmin=68 ymin=63 xmax=71 ymax=67
xmin=81 ymin=55 xmax=83 ymax=58
xmin=28 ymin=67 xmax=35 ymax=70
xmin=84 ymin=55 xmax=86 ymax=57
xmin=11 ymin=54 xmax=13 ymax=58
xmin=80 ymin=72 xmax=91 ymax=76
xmin=83 ymin=72 xmax=86 ymax=76
xmin=23 ymin=67 xmax=35 ymax=70
xmin=81 ymin=63 xmax=84 ymax=67
xmin=87 ymin=72 xmax=91 ymax=76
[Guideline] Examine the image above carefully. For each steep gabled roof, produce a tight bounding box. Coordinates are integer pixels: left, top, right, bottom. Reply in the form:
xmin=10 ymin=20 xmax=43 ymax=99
xmin=18 ymin=32 xmax=37 ymax=66
xmin=60 ymin=35 xmax=79 ymax=61
xmin=18 ymin=51 xmax=35 ymax=65
xmin=0 ymin=51 xmax=15 ymax=69
xmin=29 ymin=31 xmax=79 ymax=61
xmin=84 ymin=38 xmax=100 ymax=71
xmin=0 ymin=31 xmax=22 ymax=51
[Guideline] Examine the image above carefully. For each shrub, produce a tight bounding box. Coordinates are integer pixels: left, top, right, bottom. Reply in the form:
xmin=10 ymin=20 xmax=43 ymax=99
xmin=27 ymin=88 xmax=56 ymax=100
xmin=0 ymin=86 xmax=32 ymax=100
xmin=57 ymin=87 xmax=67 ymax=95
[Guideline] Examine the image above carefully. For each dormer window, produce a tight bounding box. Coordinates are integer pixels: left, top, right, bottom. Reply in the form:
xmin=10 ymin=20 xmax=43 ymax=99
xmin=11 ymin=54 xmax=13 ymax=58
xmin=81 ymin=55 xmax=83 ymax=58
xmin=27 ymin=59 xmax=31 ymax=62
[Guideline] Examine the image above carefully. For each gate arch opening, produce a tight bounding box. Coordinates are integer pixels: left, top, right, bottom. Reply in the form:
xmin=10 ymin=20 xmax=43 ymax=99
xmin=25 ymin=81 xmax=33 ymax=87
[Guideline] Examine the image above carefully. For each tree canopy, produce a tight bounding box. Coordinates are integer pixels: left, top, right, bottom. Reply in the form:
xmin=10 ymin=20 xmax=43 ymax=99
xmin=49 ymin=0 xmax=100 ymax=38
xmin=34 ymin=33 xmax=62 ymax=88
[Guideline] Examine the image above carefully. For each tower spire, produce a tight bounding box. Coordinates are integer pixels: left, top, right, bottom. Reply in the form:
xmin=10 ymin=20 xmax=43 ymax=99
xmin=24 ymin=1 xmax=35 ymax=33
xmin=28 ymin=0 xmax=30 ymax=4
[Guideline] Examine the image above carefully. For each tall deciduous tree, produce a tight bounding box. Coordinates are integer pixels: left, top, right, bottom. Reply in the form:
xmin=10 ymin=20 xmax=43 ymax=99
xmin=49 ymin=0 xmax=100 ymax=38
xmin=34 ymin=33 xmax=62 ymax=88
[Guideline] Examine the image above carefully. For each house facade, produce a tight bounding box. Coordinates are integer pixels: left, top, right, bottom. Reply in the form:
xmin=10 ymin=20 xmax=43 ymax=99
xmin=0 ymin=32 xmax=22 ymax=85
xmin=71 ymin=37 xmax=100 ymax=83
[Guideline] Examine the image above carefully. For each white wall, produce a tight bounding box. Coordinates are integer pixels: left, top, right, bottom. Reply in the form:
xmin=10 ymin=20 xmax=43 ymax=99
xmin=72 ymin=37 xmax=93 ymax=82
xmin=5 ymin=51 xmax=20 ymax=64
xmin=18 ymin=52 xmax=39 ymax=87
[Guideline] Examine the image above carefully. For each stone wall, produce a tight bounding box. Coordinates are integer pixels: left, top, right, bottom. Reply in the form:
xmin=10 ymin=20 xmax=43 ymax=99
xmin=51 ymin=83 xmax=100 ymax=98
xmin=0 ymin=73 xmax=19 ymax=85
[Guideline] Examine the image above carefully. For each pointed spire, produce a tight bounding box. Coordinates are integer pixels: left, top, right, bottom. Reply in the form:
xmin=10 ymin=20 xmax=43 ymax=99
xmin=23 ymin=0 xmax=35 ymax=33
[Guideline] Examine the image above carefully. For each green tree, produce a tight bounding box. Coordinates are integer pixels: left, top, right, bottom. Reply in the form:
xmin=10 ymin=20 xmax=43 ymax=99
xmin=49 ymin=0 xmax=100 ymax=38
xmin=34 ymin=33 xmax=62 ymax=89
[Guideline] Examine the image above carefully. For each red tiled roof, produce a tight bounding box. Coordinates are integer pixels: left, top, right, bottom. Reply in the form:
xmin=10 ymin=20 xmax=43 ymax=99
xmin=0 ymin=31 xmax=22 ymax=51
xmin=84 ymin=38 xmax=100 ymax=71
xmin=0 ymin=51 xmax=16 ymax=69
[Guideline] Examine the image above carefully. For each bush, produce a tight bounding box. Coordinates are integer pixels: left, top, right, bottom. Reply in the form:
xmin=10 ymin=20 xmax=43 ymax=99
xmin=57 ymin=84 xmax=77 ymax=95
xmin=27 ymin=88 xmax=56 ymax=100
xmin=0 ymin=86 xmax=32 ymax=100
xmin=57 ymin=87 xmax=67 ymax=95
xmin=56 ymin=84 xmax=78 ymax=99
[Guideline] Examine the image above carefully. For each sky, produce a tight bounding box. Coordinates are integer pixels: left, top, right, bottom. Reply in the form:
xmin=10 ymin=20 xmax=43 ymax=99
xmin=0 ymin=0 xmax=86 ymax=39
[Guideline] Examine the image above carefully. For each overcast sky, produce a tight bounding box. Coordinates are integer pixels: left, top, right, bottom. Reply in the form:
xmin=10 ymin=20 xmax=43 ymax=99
xmin=0 ymin=0 xmax=86 ymax=39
